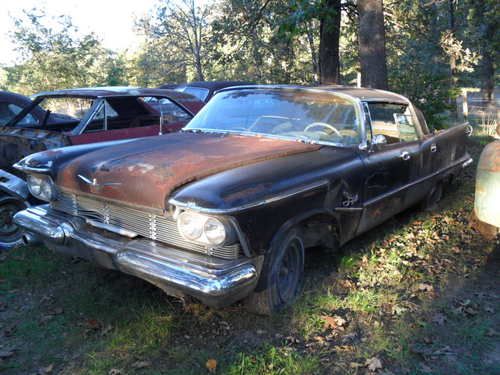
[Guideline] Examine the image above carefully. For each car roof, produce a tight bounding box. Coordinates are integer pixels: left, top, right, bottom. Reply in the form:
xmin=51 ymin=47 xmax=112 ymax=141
xmin=32 ymin=86 xmax=200 ymax=102
xmin=216 ymin=84 xmax=411 ymax=104
xmin=176 ymin=81 xmax=254 ymax=90
xmin=0 ymin=90 xmax=34 ymax=104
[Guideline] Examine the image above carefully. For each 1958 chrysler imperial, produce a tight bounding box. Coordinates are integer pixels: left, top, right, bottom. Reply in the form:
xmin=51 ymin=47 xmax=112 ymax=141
xmin=13 ymin=86 xmax=472 ymax=314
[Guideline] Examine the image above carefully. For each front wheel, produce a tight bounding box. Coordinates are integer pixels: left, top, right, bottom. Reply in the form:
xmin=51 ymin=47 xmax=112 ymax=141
xmin=245 ymin=228 xmax=305 ymax=315
xmin=0 ymin=195 xmax=27 ymax=251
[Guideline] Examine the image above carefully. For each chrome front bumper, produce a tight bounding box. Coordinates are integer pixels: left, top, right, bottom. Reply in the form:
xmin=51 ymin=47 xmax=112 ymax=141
xmin=14 ymin=206 xmax=260 ymax=307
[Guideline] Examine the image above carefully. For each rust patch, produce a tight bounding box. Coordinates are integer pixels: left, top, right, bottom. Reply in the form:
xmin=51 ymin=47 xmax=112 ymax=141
xmin=477 ymin=141 xmax=500 ymax=173
xmin=0 ymin=127 xmax=69 ymax=175
xmin=57 ymin=132 xmax=321 ymax=210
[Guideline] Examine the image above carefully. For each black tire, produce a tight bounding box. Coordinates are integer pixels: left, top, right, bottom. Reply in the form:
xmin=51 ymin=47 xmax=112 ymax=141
xmin=421 ymin=181 xmax=443 ymax=211
xmin=0 ymin=195 xmax=27 ymax=251
xmin=245 ymin=228 xmax=305 ymax=315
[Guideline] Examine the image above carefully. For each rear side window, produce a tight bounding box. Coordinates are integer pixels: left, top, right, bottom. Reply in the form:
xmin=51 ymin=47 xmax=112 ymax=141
xmin=368 ymin=103 xmax=419 ymax=144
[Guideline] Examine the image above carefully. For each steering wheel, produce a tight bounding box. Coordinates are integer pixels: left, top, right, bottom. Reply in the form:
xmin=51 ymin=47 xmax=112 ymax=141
xmin=304 ymin=122 xmax=341 ymax=137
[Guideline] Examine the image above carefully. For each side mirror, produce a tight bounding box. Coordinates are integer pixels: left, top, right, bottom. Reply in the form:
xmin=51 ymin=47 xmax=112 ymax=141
xmin=372 ymin=134 xmax=387 ymax=145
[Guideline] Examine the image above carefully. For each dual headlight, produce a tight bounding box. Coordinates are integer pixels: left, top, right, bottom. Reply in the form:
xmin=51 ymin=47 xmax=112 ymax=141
xmin=26 ymin=174 xmax=56 ymax=202
xmin=177 ymin=211 xmax=234 ymax=246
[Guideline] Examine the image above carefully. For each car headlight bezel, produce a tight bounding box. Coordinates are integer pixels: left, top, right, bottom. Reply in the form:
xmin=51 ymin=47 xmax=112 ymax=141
xmin=26 ymin=174 xmax=56 ymax=202
xmin=176 ymin=210 xmax=235 ymax=246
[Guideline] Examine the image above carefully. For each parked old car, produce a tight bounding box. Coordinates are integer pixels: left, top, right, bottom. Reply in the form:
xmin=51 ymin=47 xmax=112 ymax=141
xmin=0 ymin=90 xmax=45 ymax=126
xmin=13 ymin=85 xmax=472 ymax=314
xmin=473 ymin=124 xmax=500 ymax=238
xmin=159 ymin=81 xmax=253 ymax=103
xmin=0 ymin=86 xmax=204 ymax=250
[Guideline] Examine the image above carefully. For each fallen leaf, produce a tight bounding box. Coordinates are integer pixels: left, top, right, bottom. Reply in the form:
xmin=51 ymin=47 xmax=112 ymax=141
xmin=366 ymin=357 xmax=383 ymax=372
xmin=206 ymin=358 xmax=217 ymax=373
xmin=417 ymin=283 xmax=434 ymax=292
xmin=132 ymin=360 xmax=151 ymax=369
xmin=39 ymin=363 xmax=54 ymax=374
xmin=321 ymin=315 xmax=347 ymax=330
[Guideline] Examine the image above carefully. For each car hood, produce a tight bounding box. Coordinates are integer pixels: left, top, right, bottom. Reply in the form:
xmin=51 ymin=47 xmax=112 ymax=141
xmin=56 ymin=132 xmax=320 ymax=210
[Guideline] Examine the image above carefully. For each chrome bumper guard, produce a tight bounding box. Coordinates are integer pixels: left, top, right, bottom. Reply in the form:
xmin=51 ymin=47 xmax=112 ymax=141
xmin=14 ymin=206 xmax=260 ymax=307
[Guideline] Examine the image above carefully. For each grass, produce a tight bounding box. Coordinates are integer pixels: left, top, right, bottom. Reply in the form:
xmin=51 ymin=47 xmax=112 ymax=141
xmin=0 ymin=137 xmax=498 ymax=374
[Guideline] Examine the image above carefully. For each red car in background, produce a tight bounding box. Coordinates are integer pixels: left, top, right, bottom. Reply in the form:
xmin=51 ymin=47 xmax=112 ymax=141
xmin=0 ymin=86 xmax=204 ymax=250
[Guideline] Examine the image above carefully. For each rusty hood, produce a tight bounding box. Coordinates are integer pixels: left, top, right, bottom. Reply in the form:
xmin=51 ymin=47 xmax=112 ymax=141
xmin=56 ymin=132 xmax=321 ymax=210
xmin=0 ymin=127 xmax=70 ymax=175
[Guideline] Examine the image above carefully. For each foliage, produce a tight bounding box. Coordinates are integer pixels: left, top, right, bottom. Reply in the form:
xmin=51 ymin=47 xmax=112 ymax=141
xmin=1 ymin=1 xmax=497 ymax=123
xmin=2 ymin=8 xmax=128 ymax=94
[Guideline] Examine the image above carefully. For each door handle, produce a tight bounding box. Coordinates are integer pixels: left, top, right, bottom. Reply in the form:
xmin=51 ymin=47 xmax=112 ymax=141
xmin=430 ymin=144 xmax=437 ymax=153
xmin=400 ymin=151 xmax=411 ymax=161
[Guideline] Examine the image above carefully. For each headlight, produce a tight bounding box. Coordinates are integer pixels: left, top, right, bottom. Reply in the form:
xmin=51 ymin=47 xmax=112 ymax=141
xmin=204 ymin=217 xmax=226 ymax=245
xmin=177 ymin=211 xmax=233 ymax=246
xmin=27 ymin=174 xmax=56 ymax=201
xmin=177 ymin=211 xmax=205 ymax=241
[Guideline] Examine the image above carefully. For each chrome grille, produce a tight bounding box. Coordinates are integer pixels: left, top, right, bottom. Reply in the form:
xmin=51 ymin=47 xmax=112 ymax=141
xmin=51 ymin=190 xmax=241 ymax=260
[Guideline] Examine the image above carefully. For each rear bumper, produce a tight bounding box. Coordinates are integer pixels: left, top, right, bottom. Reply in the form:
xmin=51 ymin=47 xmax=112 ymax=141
xmin=14 ymin=206 xmax=260 ymax=307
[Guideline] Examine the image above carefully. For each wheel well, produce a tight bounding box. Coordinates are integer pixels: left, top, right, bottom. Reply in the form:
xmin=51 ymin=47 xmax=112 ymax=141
xmin=295 ymin=213 xmax=339 ymax=249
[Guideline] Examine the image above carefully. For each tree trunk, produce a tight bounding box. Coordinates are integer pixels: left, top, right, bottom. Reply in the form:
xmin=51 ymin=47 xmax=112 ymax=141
xmin=319 ymin=0 xmax=341 ymax=84
xmin=357 ymin=0 xmax=389 ymax=89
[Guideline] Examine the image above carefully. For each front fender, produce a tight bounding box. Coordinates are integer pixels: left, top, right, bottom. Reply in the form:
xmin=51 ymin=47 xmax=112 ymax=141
xmin=0 ymin=169 xmax=29 ymax=200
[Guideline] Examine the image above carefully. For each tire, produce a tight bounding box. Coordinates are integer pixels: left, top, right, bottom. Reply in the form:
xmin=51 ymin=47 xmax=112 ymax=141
xmin=0 ymin=195 xmax=27 ymax=251
xmin=245 ymin=228 xmax=305 ymax=315
xmin=421 ymin=181 xmax=443 ymax=211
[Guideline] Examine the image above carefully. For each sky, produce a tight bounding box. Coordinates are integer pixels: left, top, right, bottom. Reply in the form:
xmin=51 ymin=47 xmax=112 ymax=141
xmin=0 ymin=0 xmax=159 ymax=65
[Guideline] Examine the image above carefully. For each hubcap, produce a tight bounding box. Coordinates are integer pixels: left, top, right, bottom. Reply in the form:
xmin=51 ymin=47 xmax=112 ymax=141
xmin=0 ymin=202 xmax=22 ymax=239
xmin=277 ymin=238 xmax=302 ymax=303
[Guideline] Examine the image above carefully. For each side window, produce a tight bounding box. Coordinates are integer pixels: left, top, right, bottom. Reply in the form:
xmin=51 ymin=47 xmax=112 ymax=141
xmin=0 ymin=102 xmax=13 ymax=125
xmin=142 ymin=97 xmax=192 ymax=123
xmin=8 ymin=104 xmax=39 ymax=125
xmin=84 ymin=102 xmax=105 ymax=133
xmin=368 ymin=103 xmax=419 ymax=144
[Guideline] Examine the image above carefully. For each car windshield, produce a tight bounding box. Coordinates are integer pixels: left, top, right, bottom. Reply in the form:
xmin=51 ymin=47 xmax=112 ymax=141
xmin=176 ymin=86 xmax=210 ymax=102
xmin=184 ymin=89 xmax=361 ymax=146
xmin=14 ymin=96 xmax=95 ymax=129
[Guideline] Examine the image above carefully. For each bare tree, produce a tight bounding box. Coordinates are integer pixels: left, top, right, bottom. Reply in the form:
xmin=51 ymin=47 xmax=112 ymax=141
xmin=139 ymin=0 xmax=212 ymax=81
xmin=357 ymin=0 xmax=389 ymax=89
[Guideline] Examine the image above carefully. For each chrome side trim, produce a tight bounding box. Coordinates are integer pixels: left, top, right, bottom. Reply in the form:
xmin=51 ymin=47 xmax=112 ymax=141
xmin=169 ymin=179 xmax=329 ymax=214
xmin=462 ymin=158 xmax=473 ymax=168
xmin=13 ymin=163 xmax=51 ymax=174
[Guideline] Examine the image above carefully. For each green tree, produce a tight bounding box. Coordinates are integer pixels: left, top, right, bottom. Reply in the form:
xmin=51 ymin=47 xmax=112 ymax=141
xmin=4 ymin=8 xmax=127 ymax=94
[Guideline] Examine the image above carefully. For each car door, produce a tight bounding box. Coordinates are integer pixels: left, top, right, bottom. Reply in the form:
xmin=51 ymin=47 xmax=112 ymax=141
xmin=356 ymin=102 xmax=422 ymax=235
xmin=69 ymin=97 xmax=191 ymax=145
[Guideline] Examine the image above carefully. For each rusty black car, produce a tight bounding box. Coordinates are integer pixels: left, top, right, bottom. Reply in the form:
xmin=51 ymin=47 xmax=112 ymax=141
xmin=0 ymin=87 xmax=203 ymax=250
xmin=13 ymin=85 xmax=472 ymax=314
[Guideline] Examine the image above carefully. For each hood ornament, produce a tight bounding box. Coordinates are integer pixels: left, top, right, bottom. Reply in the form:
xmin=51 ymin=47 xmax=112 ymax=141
xmin=78 ymin=174 xmax=122 ymax=191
